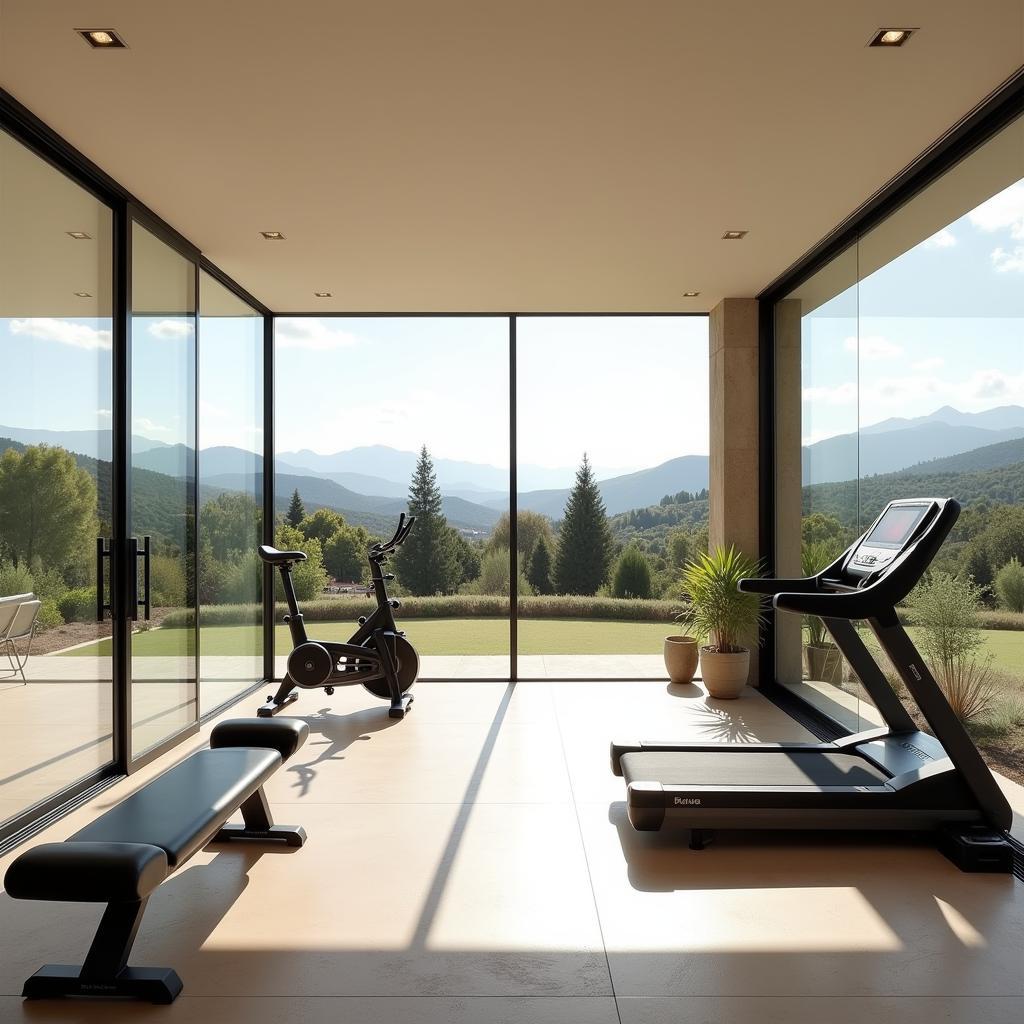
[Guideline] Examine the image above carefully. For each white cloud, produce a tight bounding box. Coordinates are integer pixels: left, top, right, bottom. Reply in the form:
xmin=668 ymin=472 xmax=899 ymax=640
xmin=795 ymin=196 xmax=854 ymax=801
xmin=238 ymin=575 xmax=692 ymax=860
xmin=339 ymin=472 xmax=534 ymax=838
xmin=10 ymin=317 xmax=112 ymax=351
xmin=147 ymin=319 xmax=194 ymax=340
xmin=921 ymin=227 xmax=957 ymax=249
xmin=841 ymin=334 xmax=903 ymax=360
xmin=275 ymin=318 xmax=361 ymax=352
xmin=133 ymin=417 xmax=171 ymax=435
xmin=912 ymin=357 xmax=945 ymax=371
xmin=968 ymin=181 xmax=1024 ymax=238
xmin=991 ymin=245 xmax=1024 ymax=273
xmin=97 ymin=408 xmax=112 ymax=420
xmin=802 ymin=382 xmax=857 ymax=405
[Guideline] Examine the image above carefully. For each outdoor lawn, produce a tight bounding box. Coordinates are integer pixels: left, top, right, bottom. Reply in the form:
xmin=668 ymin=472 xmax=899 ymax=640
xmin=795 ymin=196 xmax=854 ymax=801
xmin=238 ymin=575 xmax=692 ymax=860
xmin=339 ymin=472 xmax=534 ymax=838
xmin=58 ymin=617 xmax=676 ymax=657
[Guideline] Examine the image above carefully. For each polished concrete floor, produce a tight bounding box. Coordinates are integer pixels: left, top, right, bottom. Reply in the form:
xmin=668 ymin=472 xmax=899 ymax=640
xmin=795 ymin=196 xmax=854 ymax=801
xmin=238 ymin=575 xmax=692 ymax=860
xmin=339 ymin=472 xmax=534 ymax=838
xmin=1 ymin=678 xmax=1023 ymax=1023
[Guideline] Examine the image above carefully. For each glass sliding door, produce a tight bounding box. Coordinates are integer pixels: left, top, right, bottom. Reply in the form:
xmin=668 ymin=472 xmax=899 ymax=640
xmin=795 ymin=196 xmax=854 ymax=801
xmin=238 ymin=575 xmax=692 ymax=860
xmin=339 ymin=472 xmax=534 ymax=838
xmin=0 ymin=128 xmax=116 ymax=825
xmin=516 ymin=316 xmax=709 ymax=678
xmin=198 ymin=272 xmax=264 ymax=707
xmin=128 ymin=220 xmax=198 ymax=757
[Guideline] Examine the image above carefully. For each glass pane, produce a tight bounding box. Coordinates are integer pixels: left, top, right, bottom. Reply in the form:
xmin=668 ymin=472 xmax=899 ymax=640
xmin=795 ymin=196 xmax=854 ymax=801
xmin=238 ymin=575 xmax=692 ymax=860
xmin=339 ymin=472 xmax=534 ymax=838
xmin=0 ymin=128 xmax=114 ymax=822
xmin=130 ymin=221 xmax=197 ymax=756
xmin=198 ymin=272 xmax=263 ymax=708
xmin=274 ymin=317 xmax=509 ymax=688
xmin=516 ymin=316 xmax=709 ymax=679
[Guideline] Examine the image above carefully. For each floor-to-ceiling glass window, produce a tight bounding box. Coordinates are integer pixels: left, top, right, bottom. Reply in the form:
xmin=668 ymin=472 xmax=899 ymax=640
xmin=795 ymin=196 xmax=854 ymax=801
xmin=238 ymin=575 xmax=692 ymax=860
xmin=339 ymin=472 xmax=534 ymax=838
xmin=274 ymin=317 xmax=510 ymax=682
xmin=0 ymin=128 xmax=115 ymax=824
xmin=775 ymin=112 xmax=1024 ymax=783
xmin=516 ymin=316 xmax=710 ymax=678
xmin=129 ymin=221 xmax=198 ymax=756
xmin=198 ymin=272 xmax=264 ymax=708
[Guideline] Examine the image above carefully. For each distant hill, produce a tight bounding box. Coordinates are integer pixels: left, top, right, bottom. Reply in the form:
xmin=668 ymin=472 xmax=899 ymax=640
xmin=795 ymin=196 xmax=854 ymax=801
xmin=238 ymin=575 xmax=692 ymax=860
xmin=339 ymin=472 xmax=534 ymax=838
xmin=803 ymin=422 xmax=1024 ymax=484
xmin=0 ymin=424 xmax=168 ymax=460
xmin=900 ymin=436 xmax=1024 ymax=476
xmin=861 ymin=404 xmax=1024 ymax=435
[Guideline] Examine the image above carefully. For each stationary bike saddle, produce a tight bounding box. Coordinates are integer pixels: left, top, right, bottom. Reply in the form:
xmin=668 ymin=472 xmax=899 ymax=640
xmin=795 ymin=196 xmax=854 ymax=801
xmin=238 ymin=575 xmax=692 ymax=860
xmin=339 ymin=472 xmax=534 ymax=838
xmin=258 ymin=545 xmax=308 ymax=566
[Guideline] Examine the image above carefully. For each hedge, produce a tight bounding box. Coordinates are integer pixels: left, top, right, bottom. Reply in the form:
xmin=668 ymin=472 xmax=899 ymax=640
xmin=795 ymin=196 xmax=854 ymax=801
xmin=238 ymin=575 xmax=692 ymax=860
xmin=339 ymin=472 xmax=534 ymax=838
xmin=163 ymin=593 xmax=686 ymax=629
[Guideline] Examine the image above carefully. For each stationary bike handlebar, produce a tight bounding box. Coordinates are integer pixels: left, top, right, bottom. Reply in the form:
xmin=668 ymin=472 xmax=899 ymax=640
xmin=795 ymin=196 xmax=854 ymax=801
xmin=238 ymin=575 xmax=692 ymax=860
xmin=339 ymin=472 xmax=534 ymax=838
xmin=370 ymin=512 xmax=416 ymax=559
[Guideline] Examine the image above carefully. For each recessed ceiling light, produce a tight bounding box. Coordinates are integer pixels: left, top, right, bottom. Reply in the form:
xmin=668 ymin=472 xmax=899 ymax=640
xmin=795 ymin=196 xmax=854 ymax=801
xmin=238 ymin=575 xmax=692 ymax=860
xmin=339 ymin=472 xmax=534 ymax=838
xmin=67 ymin=231 xmax=92 ymax=240
xmin=261 ymin=231 xmax=286 ymax=240
xmin=722 ymin=230 xmax=747 ymax=240
xmin=314 ymin=291 xmax=332 ymax=298
xmin=73 ymin=291 xmax=92 ymax=298
xmin=682 ymin=291 xmax=700 ymax=298
xmin=76 ymin=28 xmax=127 ymax=48
xmin=869 ymin=27 xmax=915 ymax=47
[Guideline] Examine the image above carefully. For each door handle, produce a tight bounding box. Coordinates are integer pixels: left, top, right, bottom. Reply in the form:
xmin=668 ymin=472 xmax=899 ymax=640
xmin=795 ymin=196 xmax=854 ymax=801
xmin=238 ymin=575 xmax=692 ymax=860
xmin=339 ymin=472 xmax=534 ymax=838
xmin=96 ymin=537 xmax=112 ymax=621
xmin=129 ymin=536 xmax=152 ymax=621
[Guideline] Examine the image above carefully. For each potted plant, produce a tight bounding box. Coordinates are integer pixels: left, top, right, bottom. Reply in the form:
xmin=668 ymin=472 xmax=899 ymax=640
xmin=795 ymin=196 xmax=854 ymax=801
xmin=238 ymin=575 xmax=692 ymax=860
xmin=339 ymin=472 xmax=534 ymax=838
xmin=801 ymin=538 xmax=843 ymax=684
xmin=679 ymin=545 xmax=766 ymax=698
xmin=663 ymin=632 xmax=699 ymax=684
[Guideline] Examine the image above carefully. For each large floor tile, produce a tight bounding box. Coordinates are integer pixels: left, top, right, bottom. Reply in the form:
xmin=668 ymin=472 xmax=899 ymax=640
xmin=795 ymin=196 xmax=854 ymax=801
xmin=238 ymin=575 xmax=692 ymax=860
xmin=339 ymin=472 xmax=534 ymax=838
xmin=0 ymin=995 xmax=619 ymax=1023
xmin=616 ymin=996 xmax=1024 ymax=1024
xmin=578 ymin=800 xmax=1024 ymax=998
xmin=1 ymin=802 xmax=609 ymax=998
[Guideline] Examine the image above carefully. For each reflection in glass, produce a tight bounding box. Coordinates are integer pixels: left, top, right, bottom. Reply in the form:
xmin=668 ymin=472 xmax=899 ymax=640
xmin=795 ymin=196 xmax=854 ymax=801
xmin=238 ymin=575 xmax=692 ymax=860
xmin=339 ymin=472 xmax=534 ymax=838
xmin=198 ymin=272 xmax=263 ymax=707
xmin=130 ymin=221 xmax=198 ymax=755
xmin=0 ymin=129 xmax=114 ymax=822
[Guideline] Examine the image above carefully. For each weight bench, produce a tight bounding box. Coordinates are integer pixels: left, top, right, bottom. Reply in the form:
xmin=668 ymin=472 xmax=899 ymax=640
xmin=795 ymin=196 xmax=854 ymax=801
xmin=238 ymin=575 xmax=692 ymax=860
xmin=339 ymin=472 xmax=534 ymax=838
xmin=3 ymin=717 xmax=308 ymax=1004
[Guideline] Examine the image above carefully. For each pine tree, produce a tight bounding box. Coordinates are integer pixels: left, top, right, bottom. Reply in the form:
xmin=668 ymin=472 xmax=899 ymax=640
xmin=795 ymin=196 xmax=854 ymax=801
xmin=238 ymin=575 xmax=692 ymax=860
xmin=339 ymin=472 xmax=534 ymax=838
xmin=394 ymin=446 xmax=459 ymax=595
xmin=611 ymin=543 xmax=653 ymax=599
xmin=286 ymin=488 xmax=305 ymax=527
xmin=553 ymin=453 xmax=614 ymax=595
xmin=527 ymin=533 xmax=554 ymax=595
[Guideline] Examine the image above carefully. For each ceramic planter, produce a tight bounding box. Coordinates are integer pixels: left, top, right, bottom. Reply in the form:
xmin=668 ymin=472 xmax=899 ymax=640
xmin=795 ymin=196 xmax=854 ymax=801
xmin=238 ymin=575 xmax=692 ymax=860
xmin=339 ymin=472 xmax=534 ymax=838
xmin=699 ymin=646 xmax=749 ymax=699
xmin=663 ymin=635 xmax=699 ymax=684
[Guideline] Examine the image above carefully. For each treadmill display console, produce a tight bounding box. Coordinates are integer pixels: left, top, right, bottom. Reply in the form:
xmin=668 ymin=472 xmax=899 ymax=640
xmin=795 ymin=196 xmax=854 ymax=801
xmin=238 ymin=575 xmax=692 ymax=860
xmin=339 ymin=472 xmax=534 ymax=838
xmin=846 ymin=502 xmax=932 ymax=580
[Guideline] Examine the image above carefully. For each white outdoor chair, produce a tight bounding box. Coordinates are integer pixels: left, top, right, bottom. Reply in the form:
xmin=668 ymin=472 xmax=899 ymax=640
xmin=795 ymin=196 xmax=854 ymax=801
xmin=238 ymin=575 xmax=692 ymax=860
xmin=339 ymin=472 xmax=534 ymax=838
xmin=1 ymin=594 xmax=41 ymax=683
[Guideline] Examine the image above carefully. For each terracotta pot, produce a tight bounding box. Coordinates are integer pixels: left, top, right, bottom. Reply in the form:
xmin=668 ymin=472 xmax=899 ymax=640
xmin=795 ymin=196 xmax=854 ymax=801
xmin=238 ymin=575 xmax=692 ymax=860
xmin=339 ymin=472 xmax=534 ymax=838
xmin=699 ymin=646 xmax=749 ymax=699
xmin=663 ymin=635 xmax=699 ymax=684
xmin=804 ymin=643 xmax=842 ymax=684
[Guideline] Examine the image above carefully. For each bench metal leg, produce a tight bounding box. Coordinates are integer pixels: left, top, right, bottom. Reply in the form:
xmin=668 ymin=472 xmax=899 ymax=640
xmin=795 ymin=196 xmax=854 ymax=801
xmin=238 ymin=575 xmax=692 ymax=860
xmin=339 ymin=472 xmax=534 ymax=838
xmin=22 ymin=898 xmax=183 ymax=1004
xmin=211 ymin=786 xmax=306 ymax=847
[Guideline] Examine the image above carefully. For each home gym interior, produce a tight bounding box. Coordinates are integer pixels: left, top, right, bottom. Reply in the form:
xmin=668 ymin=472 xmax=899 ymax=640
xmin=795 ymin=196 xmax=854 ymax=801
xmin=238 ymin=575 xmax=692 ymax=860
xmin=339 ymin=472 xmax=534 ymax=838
xmin=2 ymin=3 xmax=1024 ymax=1022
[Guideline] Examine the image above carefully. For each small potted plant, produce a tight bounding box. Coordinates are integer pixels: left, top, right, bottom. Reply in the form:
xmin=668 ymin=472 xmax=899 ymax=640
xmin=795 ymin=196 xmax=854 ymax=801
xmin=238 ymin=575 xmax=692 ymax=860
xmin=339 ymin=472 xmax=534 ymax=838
xmin=679 ymin=545 xmax=766 ymax=698
xmin=801 ymin=539 xmax=843 ymax=684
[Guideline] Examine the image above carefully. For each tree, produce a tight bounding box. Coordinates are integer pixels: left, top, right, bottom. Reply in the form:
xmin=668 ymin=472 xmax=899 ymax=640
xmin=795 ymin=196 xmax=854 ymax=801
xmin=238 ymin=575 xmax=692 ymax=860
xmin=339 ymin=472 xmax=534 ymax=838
xmin=527 ymin=533 xmax=554 ymax=595
xmin=202 ymin=492 xmax=261 ymax=561
xmin=611 ymin=544 xmax=653 ymax=599
xmin=393 ymin=446 xmax=460 ymax=595
xmin=995 ymin=557 xmax=1024 ymax=613
xmin=666 ymin=529 xmax=692 ymax=570
xmin=299 ymin=507 xmax=347 ymax=545
xmin=324 ymin=523 xmax=371 ymax=581
xmin=286 ymin=488 xmax=305 ymax=527
xmin=489 ymin=510 xmax=555 ymax=559
xmin=448 ymin=527 xmax=482 ymax=587
xmin=274 ymin=524 xmax=328 ymax=601
xmin=553 ymin=453 xmax=613 ymax=595
xmin=0 ymin=445 xmax=97 ymax=571
xmin=461 ymin=545 xmax=532 ymax=596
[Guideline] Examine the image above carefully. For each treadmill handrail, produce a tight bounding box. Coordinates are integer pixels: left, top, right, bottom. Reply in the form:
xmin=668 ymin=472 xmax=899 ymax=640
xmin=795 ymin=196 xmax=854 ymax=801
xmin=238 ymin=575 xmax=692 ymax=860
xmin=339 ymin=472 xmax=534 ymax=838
xmin=738 ymin=577 xmax=821 ymax=595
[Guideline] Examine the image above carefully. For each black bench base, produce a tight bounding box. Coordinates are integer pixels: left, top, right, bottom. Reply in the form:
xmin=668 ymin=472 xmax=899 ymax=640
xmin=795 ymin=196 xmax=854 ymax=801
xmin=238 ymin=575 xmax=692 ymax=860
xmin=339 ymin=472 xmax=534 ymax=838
xmin=213 ymin=822 xmax=307 ymax=846
xmin=24 ymin=965 xmax=183 ymax=1004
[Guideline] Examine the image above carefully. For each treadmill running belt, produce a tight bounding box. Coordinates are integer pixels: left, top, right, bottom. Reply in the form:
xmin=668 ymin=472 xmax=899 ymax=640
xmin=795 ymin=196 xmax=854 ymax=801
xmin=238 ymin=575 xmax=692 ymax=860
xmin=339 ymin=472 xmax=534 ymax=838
xmin=620 ymin=750 xmax=888 ymax=788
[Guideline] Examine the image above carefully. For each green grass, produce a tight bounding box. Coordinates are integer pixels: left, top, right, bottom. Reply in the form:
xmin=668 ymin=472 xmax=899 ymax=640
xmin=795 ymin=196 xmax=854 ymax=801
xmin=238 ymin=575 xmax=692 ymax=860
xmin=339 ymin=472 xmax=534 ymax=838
xmin=55 ymin=619 xmax=1024 ymax=674
xmin=59 ymin=617 xmax=677 ymax=657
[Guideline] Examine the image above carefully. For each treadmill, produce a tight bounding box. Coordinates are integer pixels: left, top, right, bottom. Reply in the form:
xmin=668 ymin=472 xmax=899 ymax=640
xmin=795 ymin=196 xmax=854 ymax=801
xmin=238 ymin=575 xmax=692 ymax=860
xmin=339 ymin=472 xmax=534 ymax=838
xmin=611 ymin=498 xmax=1015 ymax=872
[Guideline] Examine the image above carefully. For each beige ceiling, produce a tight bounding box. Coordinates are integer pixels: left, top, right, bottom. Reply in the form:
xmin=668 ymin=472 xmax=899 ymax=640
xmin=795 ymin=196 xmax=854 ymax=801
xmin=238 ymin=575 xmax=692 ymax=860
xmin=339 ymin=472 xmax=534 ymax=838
xmin=1 ymin=1 xmax=1023 ymax=313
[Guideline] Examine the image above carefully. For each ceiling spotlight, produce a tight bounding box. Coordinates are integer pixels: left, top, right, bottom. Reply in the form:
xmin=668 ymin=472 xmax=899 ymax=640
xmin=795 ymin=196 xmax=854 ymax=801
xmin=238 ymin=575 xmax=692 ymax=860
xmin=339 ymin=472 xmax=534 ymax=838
xmin=869 ymin=27 xmax=915 ymax=47
xmin=722 ymin=230 xmax=748 ymax=240
xmin=73 ymin=291 xmax=93 ymax=298
xmin=67 ymin=231 xmax=92 ymax=240
xmin=682 ymin=291 xmax=700 ymax=298
xmin=76 ymin=28 xmax=127 ymax=48
xmin=313 ymin=291 xmax=332 ymax=298
xmin=261 ymin=231 xmax=286 ymax=240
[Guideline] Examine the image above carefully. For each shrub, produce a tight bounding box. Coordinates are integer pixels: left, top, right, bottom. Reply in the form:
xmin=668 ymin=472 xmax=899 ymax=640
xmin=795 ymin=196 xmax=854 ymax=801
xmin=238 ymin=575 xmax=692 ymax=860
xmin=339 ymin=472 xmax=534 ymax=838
xmin=58 ymin=587 xmax=98 ymax=623
xmin=932 ymin=657 xmax=1000 ymax=723
xmin=274 ymin=526 xmax=329 ymax=602
xmin=219 ymin=552 xmax=262 ymax=605
xmin=151 ymin=553 xmax=187 ymax=607
xmin=611 ymin=545 xmax=653 ymax=599
xmin=0 ymin=561 xmax=65 ymax=632
xmin=0 ymin=561 xmax=35 ymax=598
xmin=460 ymin=546 xmax=532 ymax=597
xmin=36 ymin=599 xmax=64 ymax=632
xmin=994 ymin=557 xmax=1024 ymax=613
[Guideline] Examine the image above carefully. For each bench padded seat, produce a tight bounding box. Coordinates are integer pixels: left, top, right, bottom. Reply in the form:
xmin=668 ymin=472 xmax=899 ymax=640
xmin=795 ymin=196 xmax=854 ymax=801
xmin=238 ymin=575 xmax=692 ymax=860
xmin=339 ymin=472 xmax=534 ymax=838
xmin=211 ymin=717 xmax=308 ymax=761
xmin=5 ymin=842 xmax=169 ymax=903
xmin=72 ymin=747 xmax=281 ymax=868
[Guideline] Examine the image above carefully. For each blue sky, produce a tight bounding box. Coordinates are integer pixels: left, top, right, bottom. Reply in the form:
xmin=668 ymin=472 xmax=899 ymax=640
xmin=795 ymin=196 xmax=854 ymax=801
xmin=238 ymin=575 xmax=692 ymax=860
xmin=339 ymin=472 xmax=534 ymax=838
xmin=801 ymin=178 xmax=1024 ymax=446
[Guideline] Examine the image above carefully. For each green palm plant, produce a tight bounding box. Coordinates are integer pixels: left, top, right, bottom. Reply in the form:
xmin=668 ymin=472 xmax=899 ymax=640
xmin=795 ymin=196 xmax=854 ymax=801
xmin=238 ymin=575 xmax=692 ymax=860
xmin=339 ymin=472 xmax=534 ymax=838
xmin=677 ymin=545 xmax=767 ymax=654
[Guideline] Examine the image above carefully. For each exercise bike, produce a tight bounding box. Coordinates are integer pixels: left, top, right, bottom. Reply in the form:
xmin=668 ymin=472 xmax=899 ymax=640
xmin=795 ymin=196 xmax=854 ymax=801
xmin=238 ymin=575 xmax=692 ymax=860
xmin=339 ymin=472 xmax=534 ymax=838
xmin=257 ymin=514 xmax=419 ymax=719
